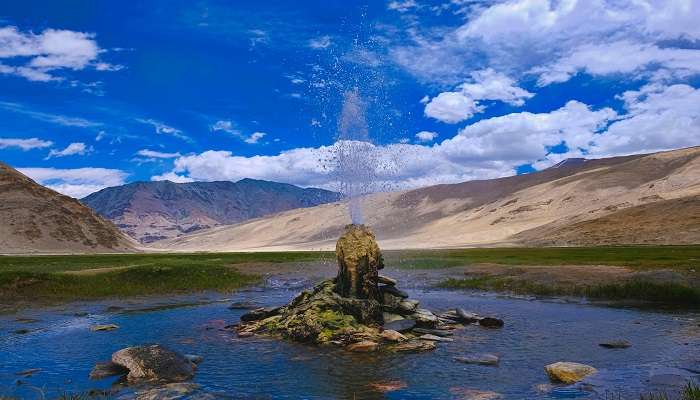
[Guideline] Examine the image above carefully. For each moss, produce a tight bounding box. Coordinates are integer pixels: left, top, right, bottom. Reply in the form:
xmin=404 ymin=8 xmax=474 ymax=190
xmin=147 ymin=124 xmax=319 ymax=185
xmin=315 ymin=309 xmax=358 ymax=342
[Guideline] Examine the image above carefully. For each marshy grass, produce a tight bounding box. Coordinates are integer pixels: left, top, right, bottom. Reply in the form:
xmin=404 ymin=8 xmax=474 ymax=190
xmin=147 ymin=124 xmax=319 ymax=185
xmin=439 ymin=276 xmax=700 ymax=306
xmin=0 ymin=252 xmax=332 ymax=302
xmin=640 ymin=382 xmax=700 ymax=400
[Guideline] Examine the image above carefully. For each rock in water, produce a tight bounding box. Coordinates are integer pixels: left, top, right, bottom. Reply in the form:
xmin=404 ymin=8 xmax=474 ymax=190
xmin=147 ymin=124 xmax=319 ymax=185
xmin=599 ymin=340 xmax=631 ymax=349
xmin=111 ymin=345 xmax=195 ymax=382
xmin=335 ymin=224 xmax=384 ymax=304
xmin=545 ymin=362 xmax=597 ymax=384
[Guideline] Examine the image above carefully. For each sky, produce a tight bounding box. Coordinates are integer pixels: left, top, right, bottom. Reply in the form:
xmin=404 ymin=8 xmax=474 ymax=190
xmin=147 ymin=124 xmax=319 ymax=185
xmin=1 ymin=0 xmax=699 ymax=198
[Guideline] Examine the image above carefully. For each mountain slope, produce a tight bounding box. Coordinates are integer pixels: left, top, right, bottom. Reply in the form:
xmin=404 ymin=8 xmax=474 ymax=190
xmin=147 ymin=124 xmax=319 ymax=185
xmin=0 ymin=162 xmax=136 ymax=254
xmin=152 ymin=146 xmax=700 ymax=251
xmin=82 ymin=179 xmax=341 ymax=243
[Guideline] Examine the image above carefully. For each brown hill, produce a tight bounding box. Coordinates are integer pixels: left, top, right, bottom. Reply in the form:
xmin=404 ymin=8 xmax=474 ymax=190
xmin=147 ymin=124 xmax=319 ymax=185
xmin=152 ymin=146 xmax=700 ymax=251
xmin=0 ymin=162 xmax=136 ymax=254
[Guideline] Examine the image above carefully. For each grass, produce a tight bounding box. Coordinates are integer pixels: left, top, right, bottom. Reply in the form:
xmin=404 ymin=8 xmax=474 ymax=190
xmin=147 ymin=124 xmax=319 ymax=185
xmin=640 ymin=382 xmax=700 ymax=400
xmin=385 ymin=245 xmax=700 ymax=272
xmin=0 ymin=252 xmax=332 ymax=303
xmin=439 ymin=276 xmax=700 ymax=306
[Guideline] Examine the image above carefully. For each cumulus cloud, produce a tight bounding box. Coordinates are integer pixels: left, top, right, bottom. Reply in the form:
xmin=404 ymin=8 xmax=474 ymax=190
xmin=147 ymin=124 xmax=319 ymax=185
xmin=151 ymin=171 xmax=195 ymax=183
xmin=388 ymin=0 xmax=418 ymax=12
xmin=415 ymin=131 xmax=438 ymax=142
xmin=45 ymin=142 xmax=91 ymax=159
xmin=391 ymin=0 xmax=700 ymax=86
xmin=424 ymin=69 xmax=532 ymax=123
xmin=0 ymin=137 xmax=53 ymax=150
xmin=0 ymin=26 xmax=121 ymax=82
xmin=18 ymin=167 xmax=128 ymax=198
xmin=245 ymin=132 xmax=266 ymax=144
xmin=136 ymin=149 xmax=181 ymax=159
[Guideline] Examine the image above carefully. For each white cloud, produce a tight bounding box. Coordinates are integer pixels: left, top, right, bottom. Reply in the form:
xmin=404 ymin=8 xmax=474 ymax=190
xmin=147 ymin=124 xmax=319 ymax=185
xmin=425 ymin=92 xmax=483 ymax=123
xmin=151 ymin=171 xmax=195 ymax=183
xmin=136 ymin=149 xmax=181 ymax=159
xmin=0 ymin=101 xmax=101 ymax=127
xmin=137 ymin=118 xmax=188 ymax=140
xmin=388 ymin=0 xmax=418 ymax=12
xmin=0 ymin=26 xmax=121 ymax=82
xmin=210 ymin=120 xmax=239 ymax=134
xmin=308 ymin=36 xmax=332 ymax=49
xmin=45 ymin=142 xmax=90 ymax=159
xmin=0 ymin=137 xmax=53 ymax=150
xmin=415 ymin=131 xmax=438 ymax=142
xmin=18 ymin=167 xmax=128 ymax=198
xmin=245 ymin=132 xmax=266 ymax=144
xmin=424 ymin=69 xmax=533 ymax=123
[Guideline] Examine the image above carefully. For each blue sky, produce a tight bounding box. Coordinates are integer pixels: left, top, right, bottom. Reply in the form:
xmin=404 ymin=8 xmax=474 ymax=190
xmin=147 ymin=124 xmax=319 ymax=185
xmin=1 ymin=0 xmax=699 ymax=197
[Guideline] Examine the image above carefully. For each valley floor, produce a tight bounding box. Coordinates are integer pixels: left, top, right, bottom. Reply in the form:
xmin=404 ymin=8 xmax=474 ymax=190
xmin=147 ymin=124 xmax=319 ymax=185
xmin=1 ymin=246 xmax=698 ymax=310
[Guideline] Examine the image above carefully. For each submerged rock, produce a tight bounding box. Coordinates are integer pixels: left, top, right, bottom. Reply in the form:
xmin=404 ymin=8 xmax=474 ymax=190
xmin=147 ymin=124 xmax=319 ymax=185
xmin=478 ymin=317 xmax=504 ymax=329
xmin=346 ymin=340 xmax=379 ymax=352
xmin=90 ymin=324 xmax=119 ymax=332
xmin=391 ymin=340 xmax=436 ymax=353
xmin=545 ymin=362 xmax=597 ymax=384
xmin=134 ymin=383 xmax=201 ymax=400
xmin=90 ymin=361 xmax=128 ymax=380
xmin=111 ymin=345 xmax=195 ymax=382
xmin=599 ymin=340 xmax=631 ymax=349
xmin=454 ymin=353 xmax=500 ymax=366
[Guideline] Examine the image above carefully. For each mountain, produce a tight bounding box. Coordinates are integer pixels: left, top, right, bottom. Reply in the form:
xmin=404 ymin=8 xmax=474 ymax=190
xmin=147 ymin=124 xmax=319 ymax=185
xmin=152 ymin=146 xmax=700 ymax=251
xmin=81 ymin=179 xmax=341 ymax=243
xmin=0 ymin=162 xmax=136 ymax=254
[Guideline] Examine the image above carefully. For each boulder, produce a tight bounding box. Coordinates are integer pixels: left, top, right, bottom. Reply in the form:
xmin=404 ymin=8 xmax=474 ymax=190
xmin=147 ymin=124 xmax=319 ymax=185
xmin=383 ymin=312 xmax=404 ymax=323
xmin=398 ymin=300 xmax=419 ymax=313
xmin=545 ymin=362 xmax=597 ymax=384
xmin=412 ymin=309 xmax=438 ymax=328
xmin=382 ymin=292 xmax=404 ymax=310
xmin=90 ymin=362 xmax=128 ymax=380
xmin=111 ymin=345 xmax=195 ymax=382
xmin=479 ymin=317 xmax=504 ymax=329
xmin=347 ymin=341 xmax=379 ymax=352
xmin=384 ymin=318 xmax=416 ymax=333
xmin=599 ymin=340 xmax=630 ymax=349
xmin=335 ymin=224 xmax=384 ymax=303
xmin=376 ymin=275 xmax=397 ymax=286
xmin=381 ymin=285 xmax=409 ymax=299
xmin=419 ymin=334 xmax=454 ymax=342
xmin=380 ymin=329 xmax=407 ymax=342
xmin=391 ymin=340 xmax=436 ymax=353
xmin=90 ymin=324 xmax=119 ymax=332
xmin=454 ymin=353 xmax=500 ymax=366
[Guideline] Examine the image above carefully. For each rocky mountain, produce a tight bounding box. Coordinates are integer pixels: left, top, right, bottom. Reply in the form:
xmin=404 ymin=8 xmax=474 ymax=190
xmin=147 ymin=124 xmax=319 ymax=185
xmin=81 ymin=179 xmax=341 ymax=243
xmin=152 ymin=146 xmax=700 ymax=251
xmin=0 ymin=162 xmax=136 ymax=254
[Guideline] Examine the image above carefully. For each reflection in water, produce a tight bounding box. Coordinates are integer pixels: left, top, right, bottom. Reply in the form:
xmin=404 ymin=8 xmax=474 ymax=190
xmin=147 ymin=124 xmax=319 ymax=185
xmin=1 ymin=279 xmax=699 ymax=399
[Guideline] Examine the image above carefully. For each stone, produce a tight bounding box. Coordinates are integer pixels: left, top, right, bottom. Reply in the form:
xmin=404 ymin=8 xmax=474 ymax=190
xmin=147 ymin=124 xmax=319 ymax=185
xmin=456 ymin=308 xmax=481 ymax=323
xmin=412 ymin=309 xmax=438 ymax=327
xmin=384 ymin=318 xmax=416 ymax=333
xmin=545 ymin=362 xmax=597 ymax=384
xmin=15 ymin=368 xmax=41 ymax=376
xmin=413 ymin=327 xmax=453 ymax=337
xmin=240 ymin=307 xmax=279 ymax=322
xmin=419 ymin=334 xmax=454 ymax=342
xmin=380 ymin=329 xmax=407 ymax=342
xmin=135 ymin=383 xmax=201 ymax=400
xmin=391 ymin=340 xmax=436 ymax=353
xmin=90 ymin=361 xmax=128 ymax=380
xmin=478 ymin=317 xmax=504 ymax=329
xmin=382 ymin=292 xmax=404 ymax=310
xmin=599 ymin=340 xmax=631 ymax=349
xmin=238 ymin=331 xmax=254 ymax=338
xmin=90 ymin=324 xmax=119 ymax=332
xmin=454 ymin=353 xmax=500 ymax=366
xmin=376 ymin=275 xmax=397 ymax=286
xmin=346 ymin=340 xmax=379 ymax=352
xmin=449 ymin=388 xmax=502 ymax=400
xmin=368 ymin=380 xmax=407 ymax=393
xmin=111 ymin=345 xmax=195 ymax=382
xmin=383 ymin=312 xmax=404 ymax=323
xmin=335 ymin=224 xmax=384 ymax=303
xmin=398 ymin=300 xmax=419 ymax=313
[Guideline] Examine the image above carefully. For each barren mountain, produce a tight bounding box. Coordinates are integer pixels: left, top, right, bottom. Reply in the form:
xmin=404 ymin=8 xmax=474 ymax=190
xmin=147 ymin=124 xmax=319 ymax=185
xmin=82 ymin=179 xmax=341 ymax=243
xmin=0 ymin=162 xmax=136 ymax=254
xmin=153 ymin=146 xmax=700 ymax=251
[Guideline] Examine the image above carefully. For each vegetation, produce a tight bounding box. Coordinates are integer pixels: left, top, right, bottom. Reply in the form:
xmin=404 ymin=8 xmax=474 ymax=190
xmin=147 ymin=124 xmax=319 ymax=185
xmin=0 ymin=252 xmax=332 ymax=303
xmin=386 ymin=245 xmax=700 ymax=272
xmin=640 ymin=382 xmax=700 ymax=400
xmin=439 ymin=276 xmax=700 ymax=306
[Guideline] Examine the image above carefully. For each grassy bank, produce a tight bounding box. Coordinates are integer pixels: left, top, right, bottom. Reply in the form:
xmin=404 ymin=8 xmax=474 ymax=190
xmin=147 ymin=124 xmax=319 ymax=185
xmin=386 ymin=245 xmax=700 ymax=271
xmin=0 ymin=252 xmax=332 ymax=303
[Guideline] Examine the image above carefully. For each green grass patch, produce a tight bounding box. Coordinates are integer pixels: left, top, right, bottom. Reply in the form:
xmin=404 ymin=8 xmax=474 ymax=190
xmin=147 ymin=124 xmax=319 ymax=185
xmin=386 ymin=246 xmax=700 ymax=271
xmin=439 ymin=277 xmax=700 ymax=306
xmin=0 ymin=252 xmax=333 ymax=303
